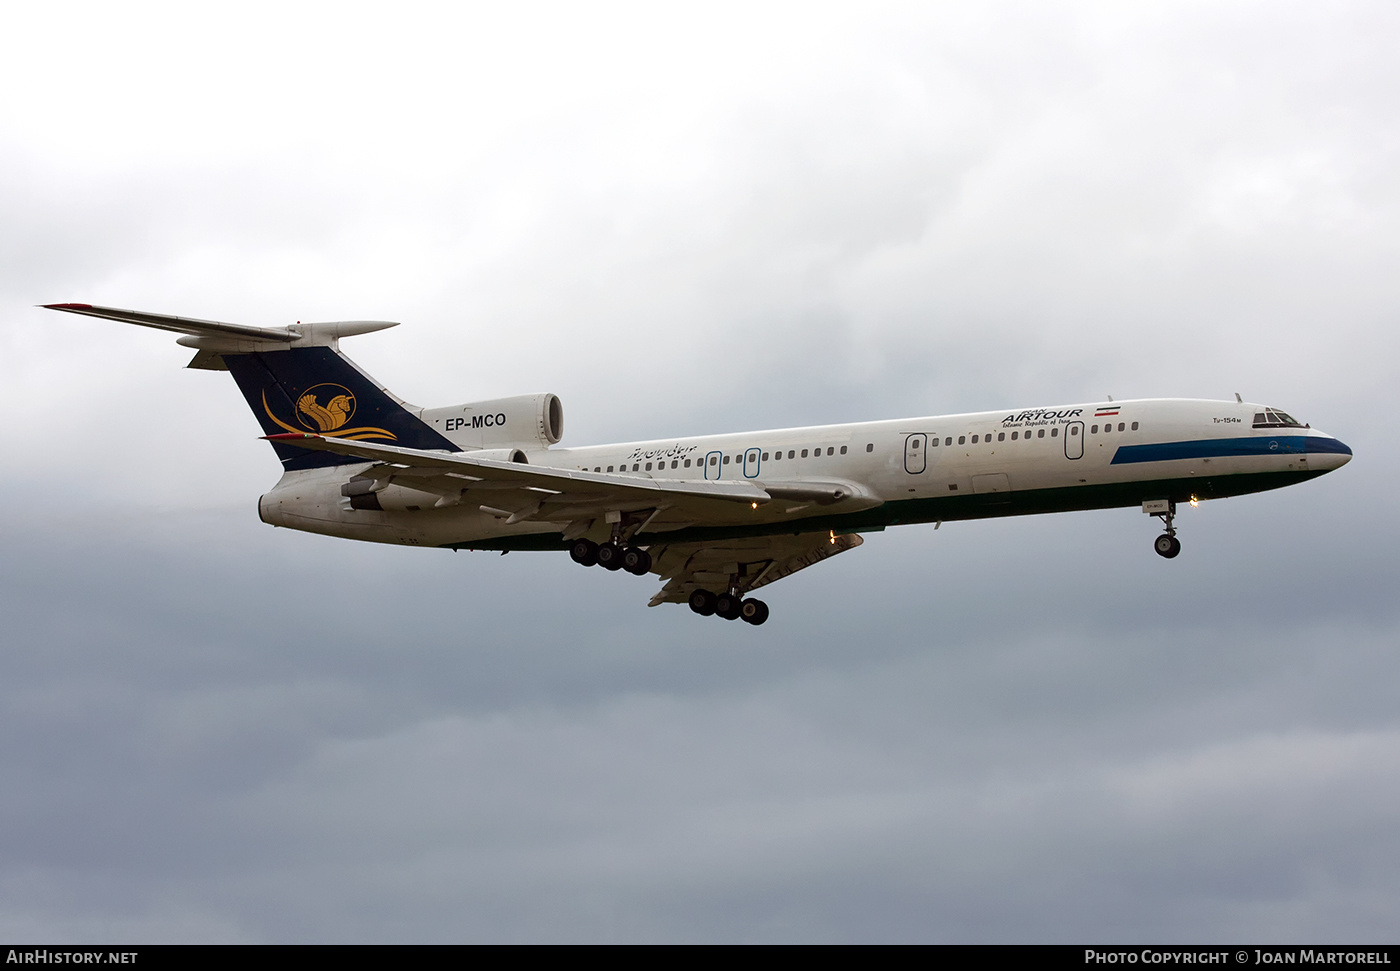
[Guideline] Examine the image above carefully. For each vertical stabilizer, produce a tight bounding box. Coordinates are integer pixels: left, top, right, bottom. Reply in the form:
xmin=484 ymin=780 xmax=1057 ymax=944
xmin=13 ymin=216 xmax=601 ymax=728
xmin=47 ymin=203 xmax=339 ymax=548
xmin=223 ymin=348 xmax=459 ymax=470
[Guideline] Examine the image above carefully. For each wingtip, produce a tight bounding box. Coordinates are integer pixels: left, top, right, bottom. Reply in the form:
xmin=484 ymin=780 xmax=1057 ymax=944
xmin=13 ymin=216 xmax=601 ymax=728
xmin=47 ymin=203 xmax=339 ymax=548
xmin=263 ymin=432 xmax=322 ymax=441
xmin=41 ymin=303 xmax=94 ymax=310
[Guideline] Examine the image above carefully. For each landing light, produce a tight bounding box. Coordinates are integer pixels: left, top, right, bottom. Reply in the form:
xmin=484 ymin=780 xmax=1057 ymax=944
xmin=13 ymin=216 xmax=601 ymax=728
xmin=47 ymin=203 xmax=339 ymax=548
xmin=751 ymin=502 xmax=759 ymax=509
xmin=1189 ymin=495 xmax=1199 ymax=508
xmin=829 ymin=530 xmax=836 ymax=545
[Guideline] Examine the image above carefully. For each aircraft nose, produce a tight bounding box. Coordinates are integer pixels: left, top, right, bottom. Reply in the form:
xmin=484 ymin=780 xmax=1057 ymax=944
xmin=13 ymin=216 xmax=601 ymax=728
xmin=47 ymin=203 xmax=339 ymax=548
xmin=1306 ymin=434 xmax=1352 ymax=470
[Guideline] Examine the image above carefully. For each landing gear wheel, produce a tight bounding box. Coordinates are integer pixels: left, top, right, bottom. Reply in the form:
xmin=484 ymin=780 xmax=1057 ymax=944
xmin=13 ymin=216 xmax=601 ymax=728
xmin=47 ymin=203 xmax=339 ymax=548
xmin=569 ymin=538 xmax=599 ymax=567
xmin=622 ymin=546 xmax=652 ymax=575
xmin=596 ymin=542 xmax=625 ymax=571
xmin=740 ymin=598 xmax=770 ymax=626
xmin=1154 ymin=534 xmax=1181 ymax=559
xmin=1149 ymin=500 xmax=1181 ymax=559
xmin=714 ymin=592 xmax=743 ymax=621
xmin=688 ymin=590 xmax=717 ymax=616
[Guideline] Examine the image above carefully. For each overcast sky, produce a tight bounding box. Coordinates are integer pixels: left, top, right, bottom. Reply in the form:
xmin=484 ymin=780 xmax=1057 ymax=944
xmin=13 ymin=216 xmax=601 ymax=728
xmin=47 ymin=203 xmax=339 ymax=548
xmin=2 ymin=0 xmax=1397 ymax=943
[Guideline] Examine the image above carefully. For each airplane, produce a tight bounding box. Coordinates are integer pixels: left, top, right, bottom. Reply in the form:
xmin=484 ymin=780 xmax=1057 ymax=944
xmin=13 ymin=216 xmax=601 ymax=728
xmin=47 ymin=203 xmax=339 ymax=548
xmin=43 ymin=303 xmax=1353 ymax=626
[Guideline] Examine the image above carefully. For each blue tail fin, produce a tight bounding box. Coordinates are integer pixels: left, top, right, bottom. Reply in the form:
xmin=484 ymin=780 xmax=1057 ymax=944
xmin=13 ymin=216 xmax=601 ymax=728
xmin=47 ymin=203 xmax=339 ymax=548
xmin=224 ymin=348 xmax=459 ymax=470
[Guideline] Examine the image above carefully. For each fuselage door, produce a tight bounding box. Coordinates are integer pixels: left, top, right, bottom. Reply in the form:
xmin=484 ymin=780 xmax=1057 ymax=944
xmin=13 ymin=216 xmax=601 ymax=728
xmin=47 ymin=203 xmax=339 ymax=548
xmin=743 ymin=447 xmax=761 ymax=478
xmin=904 ymin=433 xmax=927 ymax=474
xmin=704 ymin=450 xmax=723 ymax=480
xmin=1064 ymin=421 xmax=1084 ymax=460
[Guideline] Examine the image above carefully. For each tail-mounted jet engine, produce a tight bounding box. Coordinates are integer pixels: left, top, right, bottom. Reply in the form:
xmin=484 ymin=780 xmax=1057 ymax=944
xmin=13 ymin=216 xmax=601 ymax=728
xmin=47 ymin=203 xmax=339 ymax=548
xmin=418 ymin=393 xmax=563 ymax=450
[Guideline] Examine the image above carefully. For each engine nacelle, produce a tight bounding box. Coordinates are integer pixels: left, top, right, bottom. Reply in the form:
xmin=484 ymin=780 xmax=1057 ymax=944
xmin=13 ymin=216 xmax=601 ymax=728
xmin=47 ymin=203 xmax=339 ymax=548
xmin=464 ymin=448 xmax=529 ymax=464
xmin=418 ymin=393 xmax=563 ymax=450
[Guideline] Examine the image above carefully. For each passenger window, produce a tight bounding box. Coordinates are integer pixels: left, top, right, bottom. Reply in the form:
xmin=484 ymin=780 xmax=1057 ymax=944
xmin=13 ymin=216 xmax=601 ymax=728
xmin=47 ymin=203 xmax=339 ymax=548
xmin=632 ymin=464 xmax=639 ymax=471
xmin=789 ymin=450 xmax=796 ymax=459
xmin=1118 ymin=422 xmax=1125 ymax=432
xmin=1131 ymin=422 xmax=1139 ymax=431
xmin=1070 ymin=426 xmax=1078 ymax=436
xmin=774 ymin=452 xmax=781 ymax=461
xmin=827 ymin=447 xmax=834 ymax=456
xmin=607 ymin=466 xmax=614 ymax=472
xmin=931 ymin=438 xmax=939 ymax=447
xmin=1011 ymin=431 xmax=1018 ymax=440
xmin=1051 ymin=427 xmax=1058 ymax=437
xmin=1091 ymin=424 xmax=1098 ymax=433
xmin=723 ymin=456 xmax=730 ymax=464
xmin=801 ymin=449 xmax=808 ymax=458
xmin=840 ymin=445 xmax=847 ymax=454
xmin=865 ymin=443 xmax=873 ymax=452
xmin=672 ymin=460 xmax=679 ymax=469
xmin=1037 ymin=429 xmax=1045 ymax=438
xmin=710 ymin=456 xmax=718 ymax=465
xmin=971 ymin=435 xmax=978 ymax=444
xmin=645 ymin=462 xmax=652 ymax=470
xmin=944 ymin=437 xmax=952 ymax=446
xmin=762 ymin=452 xmax=769 ymax=461
xmin=998 ymin=432 xmax=1005 ymax=441
xmin=684 ymin=459 xmax=691 ymax=467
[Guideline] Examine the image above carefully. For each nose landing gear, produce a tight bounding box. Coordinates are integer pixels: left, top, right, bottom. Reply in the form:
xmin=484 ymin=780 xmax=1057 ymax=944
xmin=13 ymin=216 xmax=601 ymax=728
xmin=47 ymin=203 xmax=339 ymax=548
xmin=1148 ymin=499 xmax=1181 ymax=558
xmin=1154 ymin=533 xmax=1181 ymax=558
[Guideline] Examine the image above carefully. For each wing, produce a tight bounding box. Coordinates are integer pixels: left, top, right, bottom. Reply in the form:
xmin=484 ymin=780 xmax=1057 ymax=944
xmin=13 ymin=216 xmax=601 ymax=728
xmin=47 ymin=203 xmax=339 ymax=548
xmin=644 ymin=531 xmax=865 ymax=606
xmin=268 ymin=434 xmax=881 ymax=599
xmin=266 ymin=432 xmax=778 ymax=526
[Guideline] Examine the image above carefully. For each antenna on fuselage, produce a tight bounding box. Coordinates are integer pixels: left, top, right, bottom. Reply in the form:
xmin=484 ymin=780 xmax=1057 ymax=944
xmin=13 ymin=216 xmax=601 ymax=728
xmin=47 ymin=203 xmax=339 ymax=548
xmin=1235 ymin=392 xmax=1243 ymax=403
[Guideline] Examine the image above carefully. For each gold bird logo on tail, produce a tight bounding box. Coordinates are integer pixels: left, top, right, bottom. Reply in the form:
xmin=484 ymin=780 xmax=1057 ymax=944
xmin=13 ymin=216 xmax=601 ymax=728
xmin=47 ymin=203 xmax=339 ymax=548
xmin=295 ymin=384 xmax=357 ymax=431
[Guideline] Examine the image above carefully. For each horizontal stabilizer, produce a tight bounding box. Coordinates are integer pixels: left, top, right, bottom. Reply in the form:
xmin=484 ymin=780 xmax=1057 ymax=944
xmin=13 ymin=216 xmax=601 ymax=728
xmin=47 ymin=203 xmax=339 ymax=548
xmin=42 ymin=304 xmax=400 ymax=350
xmin=43 ymin=303 xmax=298 ymax=342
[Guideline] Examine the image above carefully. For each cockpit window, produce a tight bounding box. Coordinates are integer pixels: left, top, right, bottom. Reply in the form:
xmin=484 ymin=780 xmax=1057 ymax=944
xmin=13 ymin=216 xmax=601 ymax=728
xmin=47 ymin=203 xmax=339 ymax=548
xmin=1253 ymin=408 xmax=1304 ymax=429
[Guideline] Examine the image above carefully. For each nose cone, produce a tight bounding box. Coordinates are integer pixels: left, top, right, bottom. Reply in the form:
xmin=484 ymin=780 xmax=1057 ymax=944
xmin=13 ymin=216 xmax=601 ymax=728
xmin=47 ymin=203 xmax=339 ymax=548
xmin=1306 ymin=433 xmax=1352 ymax=471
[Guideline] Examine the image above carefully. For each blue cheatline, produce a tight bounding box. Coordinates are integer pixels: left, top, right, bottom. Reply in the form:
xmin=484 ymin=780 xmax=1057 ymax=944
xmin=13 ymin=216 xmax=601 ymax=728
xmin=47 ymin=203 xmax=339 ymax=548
xmin=1111 ymin=436 xmax=1351 ymax=465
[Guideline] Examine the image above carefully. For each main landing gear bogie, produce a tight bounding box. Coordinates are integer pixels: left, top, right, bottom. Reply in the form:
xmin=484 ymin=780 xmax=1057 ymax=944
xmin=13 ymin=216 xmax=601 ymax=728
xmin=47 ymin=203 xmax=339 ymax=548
xmin=689 ymin=589 xmax=769 ymax=625
xmin=569 ymin=538 xmax=651 ymax=576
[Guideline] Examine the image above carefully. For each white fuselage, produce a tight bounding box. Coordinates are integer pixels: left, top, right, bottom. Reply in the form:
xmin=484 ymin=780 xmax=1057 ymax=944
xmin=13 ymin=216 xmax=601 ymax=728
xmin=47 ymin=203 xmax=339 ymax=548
xmin=257 ymin=397 xmax=1351 ymax=550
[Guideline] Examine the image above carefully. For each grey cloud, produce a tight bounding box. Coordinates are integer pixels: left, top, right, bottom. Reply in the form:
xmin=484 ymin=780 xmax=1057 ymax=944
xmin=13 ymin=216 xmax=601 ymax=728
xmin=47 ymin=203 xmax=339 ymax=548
xmin=1 ymin=0 xmax=1397 ymax=943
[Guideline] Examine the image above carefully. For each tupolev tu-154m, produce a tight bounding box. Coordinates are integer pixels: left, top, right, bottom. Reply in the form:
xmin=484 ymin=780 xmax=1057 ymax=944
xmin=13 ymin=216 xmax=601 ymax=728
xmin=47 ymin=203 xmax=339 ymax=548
xmin=44 ymin=303 xmax=1352 ymax=626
